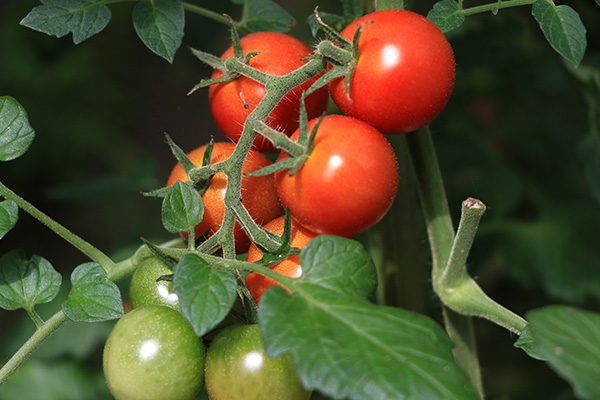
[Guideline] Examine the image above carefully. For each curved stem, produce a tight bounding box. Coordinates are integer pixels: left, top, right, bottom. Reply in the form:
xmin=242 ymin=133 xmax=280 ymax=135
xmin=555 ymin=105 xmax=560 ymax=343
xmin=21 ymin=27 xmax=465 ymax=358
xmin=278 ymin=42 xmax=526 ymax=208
xmin=0 ymin=311 xmax=69 ymax=385
xmin=183 ymin=2 xmax=230 ymax=25
xmin=463 ymin=0 xmax=535 ymax=16
xmin=0 ymin=181 xmax=116 ymax=272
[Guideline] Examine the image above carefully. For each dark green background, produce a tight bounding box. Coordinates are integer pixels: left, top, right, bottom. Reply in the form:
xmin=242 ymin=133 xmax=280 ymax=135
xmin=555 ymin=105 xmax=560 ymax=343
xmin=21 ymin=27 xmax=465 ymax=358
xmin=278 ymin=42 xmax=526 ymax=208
xmin=1 ymin=0 xmax=600 ymax=399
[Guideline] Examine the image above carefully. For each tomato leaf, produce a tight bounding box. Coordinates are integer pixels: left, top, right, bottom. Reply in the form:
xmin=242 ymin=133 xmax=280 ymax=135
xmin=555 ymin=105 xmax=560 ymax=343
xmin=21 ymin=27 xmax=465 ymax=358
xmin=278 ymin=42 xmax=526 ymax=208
xmin=234 ymin=0 xmax=295 ymax=33
xmin=427 ymin=0 xmax=465 ymax=33
xmin=0 ymin=96 xmax=35 ymax=162
xmin=161 ymin=180 xmax=204 ymax=235
xmin=259 ymin=236 xmax=478 ymax=400
xmin=0 ymin=250 xmax=62 ymax=312
xmin=20 ymin=0 xmax=111 ymax=44
xmin=62 ymin=263 xmax=123 ymax=322
xmin=172 ymin=254 xmax=238 ymax=336
xmin=0 ymin=200 xmax=18 ymax=240
xmin=298 ymin=235 xmax=376 ymax=299
xmin=515 ymin=306 xmax=600 ymax=399
xmin=307 ymin=12 xmax=346 ymax=37
xmin=132 ymin=0 xmax=184 ymax=63
xmin=531 ymin=0 xmax=586 ymax=67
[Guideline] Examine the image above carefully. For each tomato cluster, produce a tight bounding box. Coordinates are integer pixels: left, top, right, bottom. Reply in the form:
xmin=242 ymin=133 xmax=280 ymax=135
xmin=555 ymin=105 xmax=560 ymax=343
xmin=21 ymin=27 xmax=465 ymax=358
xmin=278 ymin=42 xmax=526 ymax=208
xmin=103 ymin=9 xmax=454 ymax=399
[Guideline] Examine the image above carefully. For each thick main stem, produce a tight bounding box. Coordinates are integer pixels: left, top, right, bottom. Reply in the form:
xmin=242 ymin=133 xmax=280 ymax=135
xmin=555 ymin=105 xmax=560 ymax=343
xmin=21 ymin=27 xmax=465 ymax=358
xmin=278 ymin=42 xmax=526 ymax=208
xmin=405 ymin=128 xmax=484 ymax=399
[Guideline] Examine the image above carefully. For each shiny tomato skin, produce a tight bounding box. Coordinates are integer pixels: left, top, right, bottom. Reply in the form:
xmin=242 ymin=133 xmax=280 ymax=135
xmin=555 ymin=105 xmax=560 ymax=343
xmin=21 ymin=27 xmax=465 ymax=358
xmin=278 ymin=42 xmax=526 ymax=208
xmin=103 ymin=306 xmax=205 ymax=400
xmin=204 ymin=324 xmax=311 ymax=400
xmin=328 ymin=9 xmax=455 ymax=134
xmin=129 ymin=256 xmax=180 ymax=311
xmin=209 ymin=32 xmax=329 ymax=152
xmin=274 ymin=115 xmax=399 ymax=237
xmin=245 ymin=215 xmax=318 ymax=304
xmin=167 ymin=142 xmax=282 ymax=253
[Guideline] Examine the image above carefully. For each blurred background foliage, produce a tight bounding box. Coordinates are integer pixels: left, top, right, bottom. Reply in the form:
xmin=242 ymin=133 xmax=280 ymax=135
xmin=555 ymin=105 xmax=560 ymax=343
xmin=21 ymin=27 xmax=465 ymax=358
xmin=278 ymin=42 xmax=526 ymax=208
xmin=1 ymin=0 xmax=600 ymax=399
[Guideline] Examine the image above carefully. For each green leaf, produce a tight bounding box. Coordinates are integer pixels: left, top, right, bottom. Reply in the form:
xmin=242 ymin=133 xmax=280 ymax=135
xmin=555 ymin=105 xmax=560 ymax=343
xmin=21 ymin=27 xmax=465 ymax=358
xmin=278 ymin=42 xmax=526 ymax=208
xmin=519 ymin=306 xmax=600 ymax=399
xmin=0 ymin=200 xmax=18 ymax=240
xmin=259 ymin=236 xmax=478 ymax=400
xmin=514 ymin=326 xmax=547 ymax=361
xmin=0 ymin=96 xmax=35 ymax=161
xmin=172 ymin=254 xmax=237 ymax=336
xmin=61 ymin=263 xmax=123 ymax=322
xmin=298 ymin=235 xmax=377 ymax=299
xmin=0 ymin=250 xmax=62 ymax=311
xmin=427 ymin=0 xmax=465 ymax=33
xmin=237 ymin=0 xmax=295 ymax=33
xmin=132 ymin=0 xmax=184 ymax=63
xmin=531 ymin=0 xmax=586 ymax=67
xmin=340 ymin=0 xmax=363 ymax=22
xmin=20 ymin=0 xmax=111 ymax=44
xmin=577 ymin=135 xmax=600 ymax=206
xmin=161 ymin=181 xmax=204 ymax=234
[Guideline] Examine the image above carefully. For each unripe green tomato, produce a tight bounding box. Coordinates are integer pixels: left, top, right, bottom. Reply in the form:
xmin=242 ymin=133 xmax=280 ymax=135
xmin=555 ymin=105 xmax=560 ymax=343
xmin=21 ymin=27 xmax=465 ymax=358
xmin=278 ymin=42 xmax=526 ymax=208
xmin=204 ymin=324 xmax=311 ymax=400
xmin=129 ymin=256 xmax=180 ymax=311
xmin=103 ymin=306 xmax=205 ymax=400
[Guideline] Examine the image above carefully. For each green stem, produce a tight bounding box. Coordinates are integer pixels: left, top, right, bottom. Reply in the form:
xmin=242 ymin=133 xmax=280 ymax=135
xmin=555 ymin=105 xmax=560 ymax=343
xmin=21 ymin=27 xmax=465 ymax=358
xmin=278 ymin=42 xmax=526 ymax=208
xmin=405 ymin=127 xmax=483 ymax=398
xmin=0 ymin=311 xmax=69 ymax=385
xmin=0 ymin=181 xmax=116 ymax=272
xmin=183 ymin=2 xmax=231 ymax=25
xmin=463 ymin=0 xmax=535 ymax=16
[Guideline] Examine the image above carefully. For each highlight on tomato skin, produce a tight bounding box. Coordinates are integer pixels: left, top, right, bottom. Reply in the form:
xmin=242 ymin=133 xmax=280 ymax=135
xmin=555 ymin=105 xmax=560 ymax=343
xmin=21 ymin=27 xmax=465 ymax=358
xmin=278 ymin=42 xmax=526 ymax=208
xmin=327 ymin=9 xmax=456 ymax=134
xmin=274 ymin=115 xmax=399 ymax=238
xmin=166 ymin=142 xmax=283 ymax=253
xmin=245 ymin=215 xmax=318 ymax=304
xmin=209 ymin=31 xmax=330 ymax=153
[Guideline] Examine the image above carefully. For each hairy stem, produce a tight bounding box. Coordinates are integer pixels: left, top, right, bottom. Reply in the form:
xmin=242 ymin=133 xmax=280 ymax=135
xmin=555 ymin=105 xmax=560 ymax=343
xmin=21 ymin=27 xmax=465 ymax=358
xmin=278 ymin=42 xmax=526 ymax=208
xmin=0 ymin=181 xmax=116 ymax=272
xmin=463 ymin=0 xmax=535 ymax=16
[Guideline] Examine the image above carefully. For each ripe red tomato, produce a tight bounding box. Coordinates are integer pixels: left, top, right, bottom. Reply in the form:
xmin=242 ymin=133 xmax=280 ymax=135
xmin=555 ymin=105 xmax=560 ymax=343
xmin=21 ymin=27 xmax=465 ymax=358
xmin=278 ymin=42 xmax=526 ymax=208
xmin=245 ymin=216 xmax=318 ymax=304
xmin=167 ymin=142 xmax=282 ymax=253
xmin=327 ymin=9 xmax=455 ymax=134
xmin=209 ymin=32 xmax=329 ymax=152
xmin=274 ymin=115 xmax=399 ymax=237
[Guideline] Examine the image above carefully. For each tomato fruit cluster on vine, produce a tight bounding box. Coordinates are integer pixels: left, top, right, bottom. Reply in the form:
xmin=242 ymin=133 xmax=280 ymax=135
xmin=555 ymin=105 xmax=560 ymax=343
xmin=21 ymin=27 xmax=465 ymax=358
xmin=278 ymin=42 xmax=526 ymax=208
xmin=103 ymin=9 xmax=455 ymax=400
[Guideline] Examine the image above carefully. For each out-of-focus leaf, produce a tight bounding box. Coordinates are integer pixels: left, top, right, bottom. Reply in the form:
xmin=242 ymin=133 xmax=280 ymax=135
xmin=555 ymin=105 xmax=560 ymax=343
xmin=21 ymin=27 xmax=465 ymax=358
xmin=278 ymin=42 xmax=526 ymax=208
xmin=132 ymin=0 xmax=184 ymax=62
xmin=427 ymin=0 xmax=465 ymax=33
xmin=577 ymin=135 xmax=600 ymax=206
xmin=531 ymin=0 xmax=586 ymax=67
xmin=0 ymin=199 xmax=18 ymax=240
xmin=236 ymin=0 xmax=295 ymax=33
xmin=0 ymin=96 xmax=35 ymax=161
xmin=517 ymin=306 xmax=600 ymax=399
xmin=62 ymin=263 xmax=123 ymax=322
xmin=20 ymin=0 xmax=111 ymax=44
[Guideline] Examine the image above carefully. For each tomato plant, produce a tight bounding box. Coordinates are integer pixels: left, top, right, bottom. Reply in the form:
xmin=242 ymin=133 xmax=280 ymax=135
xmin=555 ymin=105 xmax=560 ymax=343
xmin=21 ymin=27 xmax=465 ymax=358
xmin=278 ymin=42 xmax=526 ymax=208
xmin=204 ymin=324 xmax=311 ymax=400
xmin=167 ymin=142 xmax=282 ymax=252
xmin=209 ymin=32 xmax=329 ymax=152
xmin=327 ymin=9 xmax=456 ymax=134
xmin=274 ymin=115 xmax=399 ymax=237
xmin=129 ymin=256 xmax=179 ymax=311
xmin=103 ymin=305 xmax=205 ymax=400
xmin=1 ymin=1 xmax=599 ymax=400
xmin=245 ymin=215 xmax=318 ymax=304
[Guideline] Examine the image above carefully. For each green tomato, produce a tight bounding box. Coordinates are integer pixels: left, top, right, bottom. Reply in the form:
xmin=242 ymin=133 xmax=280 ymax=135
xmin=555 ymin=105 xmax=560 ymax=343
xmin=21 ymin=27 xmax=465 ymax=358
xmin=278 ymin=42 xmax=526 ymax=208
xmin=129 ymin=256 xmax=180 ymax=311
xmin=103 ymin=305 xmax=205 ymax=400
xmin=205 ymin=324 xmax=311 ymax=400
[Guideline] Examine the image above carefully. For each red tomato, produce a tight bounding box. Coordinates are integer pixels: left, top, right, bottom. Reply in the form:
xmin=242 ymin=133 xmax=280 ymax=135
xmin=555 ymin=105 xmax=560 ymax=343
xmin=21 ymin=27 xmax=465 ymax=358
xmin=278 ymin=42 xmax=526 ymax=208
xmin=209 ymin=32 xmax=329 ymax=152
xmin=245 ymin=216 xmax=318 ymax=304
xmin=328 ymin=10 xmax=455 ymax=134
xmin=274 ymin=115 xmax=399 ymax=237
xmin=167 ymin=142 xmax=282 ymax=253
